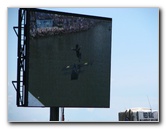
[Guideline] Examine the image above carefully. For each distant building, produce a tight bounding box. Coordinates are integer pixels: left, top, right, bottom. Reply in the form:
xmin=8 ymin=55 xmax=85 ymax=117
xmin=119 ymin=107 xmax=158 ymax=121
xmin=36 ymin=19 xmax=53 ymax=28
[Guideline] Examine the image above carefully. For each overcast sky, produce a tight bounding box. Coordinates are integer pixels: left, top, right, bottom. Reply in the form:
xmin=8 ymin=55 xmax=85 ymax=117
xmin=8 ymin=7 xmax=159 ymax=122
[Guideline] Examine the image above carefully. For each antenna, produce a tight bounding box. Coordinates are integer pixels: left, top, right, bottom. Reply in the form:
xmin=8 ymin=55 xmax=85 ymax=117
xmin=147 ymin=96 xmax=152 ymax=112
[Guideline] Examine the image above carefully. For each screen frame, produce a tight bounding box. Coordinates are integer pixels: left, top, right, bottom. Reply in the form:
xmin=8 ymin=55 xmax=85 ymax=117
xmin=18 ymin=8 xmax=112 ymax=107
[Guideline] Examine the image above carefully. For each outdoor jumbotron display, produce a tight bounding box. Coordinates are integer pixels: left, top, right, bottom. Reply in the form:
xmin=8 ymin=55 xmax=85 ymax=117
xmin=26 ymin=9 xmax=112 ymax=107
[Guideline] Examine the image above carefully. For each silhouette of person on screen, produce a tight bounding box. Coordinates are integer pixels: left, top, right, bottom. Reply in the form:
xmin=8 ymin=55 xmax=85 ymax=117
xmin=72 ymin=44 xmax=81 ymax=62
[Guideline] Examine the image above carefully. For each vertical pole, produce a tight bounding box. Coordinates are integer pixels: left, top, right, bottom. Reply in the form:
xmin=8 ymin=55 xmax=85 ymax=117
xmin=50 ymin=107 xmax=59 ymax=121
xmin=61 ymin=107 xmax=65 ymax=121
xmin=24 ymin=8 xmax=30 ymax=107
xmin=17 ymin=8 xmax=22 ymax=106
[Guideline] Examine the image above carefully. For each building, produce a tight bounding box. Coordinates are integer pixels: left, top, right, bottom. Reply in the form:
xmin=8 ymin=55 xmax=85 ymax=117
xmin=119 ymin=107 xmax=158 ymax=121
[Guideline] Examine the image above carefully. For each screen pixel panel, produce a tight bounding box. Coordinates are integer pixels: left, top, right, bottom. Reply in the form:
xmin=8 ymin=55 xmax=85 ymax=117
xmin=27 ymin=9 xmax=112 ymax=107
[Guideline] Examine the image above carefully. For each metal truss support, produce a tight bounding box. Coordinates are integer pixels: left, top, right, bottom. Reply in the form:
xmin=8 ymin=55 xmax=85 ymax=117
xmin=13 ymin=8 xmax=28 ymax=107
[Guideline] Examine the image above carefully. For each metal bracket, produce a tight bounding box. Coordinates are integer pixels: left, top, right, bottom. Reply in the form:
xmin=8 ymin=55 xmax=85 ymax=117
xmin=12 ymin=81 xmax=17 ymax=91
xmin=13 ymin=26 xmax=18 ymax=37
xmin=12 ymin=81 xmax=24 ymax=106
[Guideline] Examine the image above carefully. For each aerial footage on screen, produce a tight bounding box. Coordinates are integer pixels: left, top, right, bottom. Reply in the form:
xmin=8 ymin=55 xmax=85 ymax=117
xmin=27 ymin=9 xmax=112 ymax=107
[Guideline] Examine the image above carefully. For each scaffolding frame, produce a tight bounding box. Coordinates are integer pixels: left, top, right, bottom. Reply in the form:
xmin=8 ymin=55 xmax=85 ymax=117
xmin=12 ymin=8 xmax=29 ymax=107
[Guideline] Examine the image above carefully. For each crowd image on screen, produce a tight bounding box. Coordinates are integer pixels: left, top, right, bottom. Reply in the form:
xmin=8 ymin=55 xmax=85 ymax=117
xmin=30 ymin=11 xmax=102 ymax=38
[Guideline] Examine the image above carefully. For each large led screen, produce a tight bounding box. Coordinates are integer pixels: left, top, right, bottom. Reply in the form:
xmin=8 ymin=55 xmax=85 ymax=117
xmin=27 ymin=9 xmax=112 ymax=107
